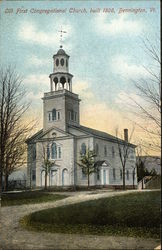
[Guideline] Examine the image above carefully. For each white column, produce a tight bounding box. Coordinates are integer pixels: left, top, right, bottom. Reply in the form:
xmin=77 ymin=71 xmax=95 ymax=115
xmin=69 ymin=81 xmax=72 ymax=92
xmin=50 ymin=77 xmax=53 ymax=92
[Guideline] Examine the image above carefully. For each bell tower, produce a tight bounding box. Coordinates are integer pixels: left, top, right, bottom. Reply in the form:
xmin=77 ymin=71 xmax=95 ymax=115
xmin=42 ymin=44 xmax=80 ymax=132
xmin=49 ymin=45 xmax=73 ymax=92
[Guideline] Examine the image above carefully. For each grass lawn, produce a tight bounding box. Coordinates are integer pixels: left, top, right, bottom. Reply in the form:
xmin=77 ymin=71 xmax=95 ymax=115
xmin=21 ymin=191 xmax=161 ymax=238
xmin=1 ymin=190 xmax=68 ymax=206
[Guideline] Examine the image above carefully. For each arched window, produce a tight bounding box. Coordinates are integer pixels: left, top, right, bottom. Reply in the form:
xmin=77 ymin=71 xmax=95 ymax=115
xmin=126 ymin=170 xmax=129 ymax=180
xmin=58 ymin=111 xmax=60 ymax=120
xmin=95 ymin=143 xmax=99 ymax=155
xmin=56 ymin=59 xmax=59 ymax=66
xmin=60 ymin=76 xmax=66 ymax=85
xmin=47 ymin=145 xmax=50 ymax=159
xmin=52 ymin=109 xmax=56 ymax=121
xmin=71 ymin=110 xmax=74 ymax=120
xmin=51 ymin=143 xmax=57 ymax=159
xmin=104 ymin=146 xmax=107 ymax=157
xmin=81 ymin=143 xmax=86 ymax=155
xmin=54 ymin=77 xmax=58 ymax=84
xmin=60 ymin=58 xmax=64 ymax=66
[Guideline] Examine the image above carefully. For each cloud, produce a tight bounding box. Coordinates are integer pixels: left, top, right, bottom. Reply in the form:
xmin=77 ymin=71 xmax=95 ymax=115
xmin=95 ymin=14 xmax=143 ymax=36
xmin=111 ymin=55 xmax=148 ymax=79
xmin=115 ymin=91 xmax=143 ymax=105
xmin=73 ymin=80 xmax=94 ymax=100
xmin=26 ymin=55 xmax=49 ymax=67
xmin=18 ymin=21 xmax=73 ymax=47
xmin=26 ymin=91 xmax=43 ymax=102
xmin=24 ymin=74 xmax=49 ymax=88
xmin=80 ymin=101 xmax=134 ymax=136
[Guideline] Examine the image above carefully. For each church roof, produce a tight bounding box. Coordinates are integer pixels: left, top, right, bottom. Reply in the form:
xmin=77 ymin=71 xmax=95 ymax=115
xmin=57 ymin=48 xmax=66 ymax=55
xmin=69 ymin=124 xmax=136 ymax=147
xmin=26 ymin=124 xmax=136 ymax=148
xmin=25 ymin=129 xmax=43 ymax=143
xmin=53 ymin=46 xmax=69 ymax=57
xmin=94 ymin=161 xmax=106 ymax=167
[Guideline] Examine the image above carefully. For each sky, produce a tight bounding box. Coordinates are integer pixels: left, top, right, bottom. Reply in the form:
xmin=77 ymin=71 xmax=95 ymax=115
xmin=0 ymin=0 xmax=160 ymax=155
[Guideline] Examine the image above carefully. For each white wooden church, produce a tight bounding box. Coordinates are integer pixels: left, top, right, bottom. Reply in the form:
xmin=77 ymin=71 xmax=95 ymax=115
xmin=26 ymin=46 xmax=137 ymax=188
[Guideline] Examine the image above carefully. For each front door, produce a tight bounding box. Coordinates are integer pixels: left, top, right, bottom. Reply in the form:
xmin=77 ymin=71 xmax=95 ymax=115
xmin=62 ymin=169 xmax=68 ymax=186
xmin=51 ymin=170 xmax=57 ymax=186
xmin=103 ymin=169 xmax=106 ymax=185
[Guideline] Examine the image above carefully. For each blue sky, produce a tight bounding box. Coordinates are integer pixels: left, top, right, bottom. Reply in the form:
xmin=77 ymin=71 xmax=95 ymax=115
xmin=0 ymin=0 xmax=160 ymax=148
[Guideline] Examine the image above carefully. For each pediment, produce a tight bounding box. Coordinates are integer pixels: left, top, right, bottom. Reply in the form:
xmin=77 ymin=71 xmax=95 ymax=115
xmin=40 ymin=126 xmax=71 ymax=140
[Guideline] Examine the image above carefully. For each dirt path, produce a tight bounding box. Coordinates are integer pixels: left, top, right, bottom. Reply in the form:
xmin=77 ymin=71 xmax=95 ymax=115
xmin=0 ymin=190 xmax=160 ymax=250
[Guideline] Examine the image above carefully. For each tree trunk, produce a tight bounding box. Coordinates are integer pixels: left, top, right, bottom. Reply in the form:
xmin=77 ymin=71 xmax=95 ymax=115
xmin=123 ymin=166 xmax=125 ymax=190
xmin=45 ymin=172 xmax=47 ymax=190
xmin=133 ymin=170 xmax=135 ymax=189
xmin=88 ymin=174 xmax=90 ymax=188
xmin=4 ymin=173 xmax=9 ymax=191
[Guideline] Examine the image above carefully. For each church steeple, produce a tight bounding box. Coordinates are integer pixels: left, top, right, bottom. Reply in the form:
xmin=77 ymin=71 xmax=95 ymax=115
xmin=43 ymin=45 xmax=80 ymax=132
xmin=49 ymin=46 xmax=73 ymax=92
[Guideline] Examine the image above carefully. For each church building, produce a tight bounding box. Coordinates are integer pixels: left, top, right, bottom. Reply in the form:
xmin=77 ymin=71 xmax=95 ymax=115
xmin=26 ymin=46 xmax=137 ymax=188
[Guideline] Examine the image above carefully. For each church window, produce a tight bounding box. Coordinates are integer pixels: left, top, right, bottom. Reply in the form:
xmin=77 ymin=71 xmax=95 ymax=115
xmin=120 ymin=169 xmax=122 ymax=180
xmin=71 ymin=110 xmax=74 ymax=120
xmin=47 ymin=145 xmax=50 ymax=159
xmin=81 ymin=143 xmax=86 ymax=155
xmin=56 ymin=59 xmax=59 ymax=66
xmin=32 ymin=170 xmax=36 ymax=181
xmin=51 ymin=143 xmax=57 ymax=159
xmin=61 ymin=58 xmax=64 ymax=66
xmin=95 ymin=143 xmax=99 ymax=155
xmin=126 ymin=170 xmax=129 ymax=180
xmin=58 ymin=111 xmax=60 ymax=120
xmin=66 ymin=59 xmax=68 ymax=67
xmin=82 ymin=168 xmax=87 ymax=179
xmin=113 ymin=168 xmax=116 ymax=180
xmin=52 ymin=109 xmax=56 ymax=121
xmin=104 ymin=146 xmax=107 ymax=157
xmin=58 ymin=146 xmax=61 ymax=158
xmin=68 ymin=111 xmax=71 ymax=120
xmin=48 ymin=113 xmax=51 ymax=121
xmin=112 ymin=146 xmax=115 ymax=158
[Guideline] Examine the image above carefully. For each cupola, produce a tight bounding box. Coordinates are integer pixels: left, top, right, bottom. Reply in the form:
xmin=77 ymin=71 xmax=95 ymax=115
xmin=49 ymin=46 xmax=73 ymax=92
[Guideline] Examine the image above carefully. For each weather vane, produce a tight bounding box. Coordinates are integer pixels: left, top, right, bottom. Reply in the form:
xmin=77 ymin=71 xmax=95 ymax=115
xmin=58 ymin=26 xmax=67 ymax=47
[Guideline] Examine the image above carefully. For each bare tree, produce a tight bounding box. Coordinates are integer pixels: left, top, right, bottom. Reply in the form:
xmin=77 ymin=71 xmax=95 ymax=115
xmin=0 ymin=66 xmax=34 ymax=191
xmin=116 ymin=128 xmax=135 ymax=190
xmin=131 ymin=37 xmax=161 ymax=153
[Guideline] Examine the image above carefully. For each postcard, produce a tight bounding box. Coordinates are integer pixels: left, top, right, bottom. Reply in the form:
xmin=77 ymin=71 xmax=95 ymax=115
xmin=0 ymin=1 xmax=160 ymax=249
